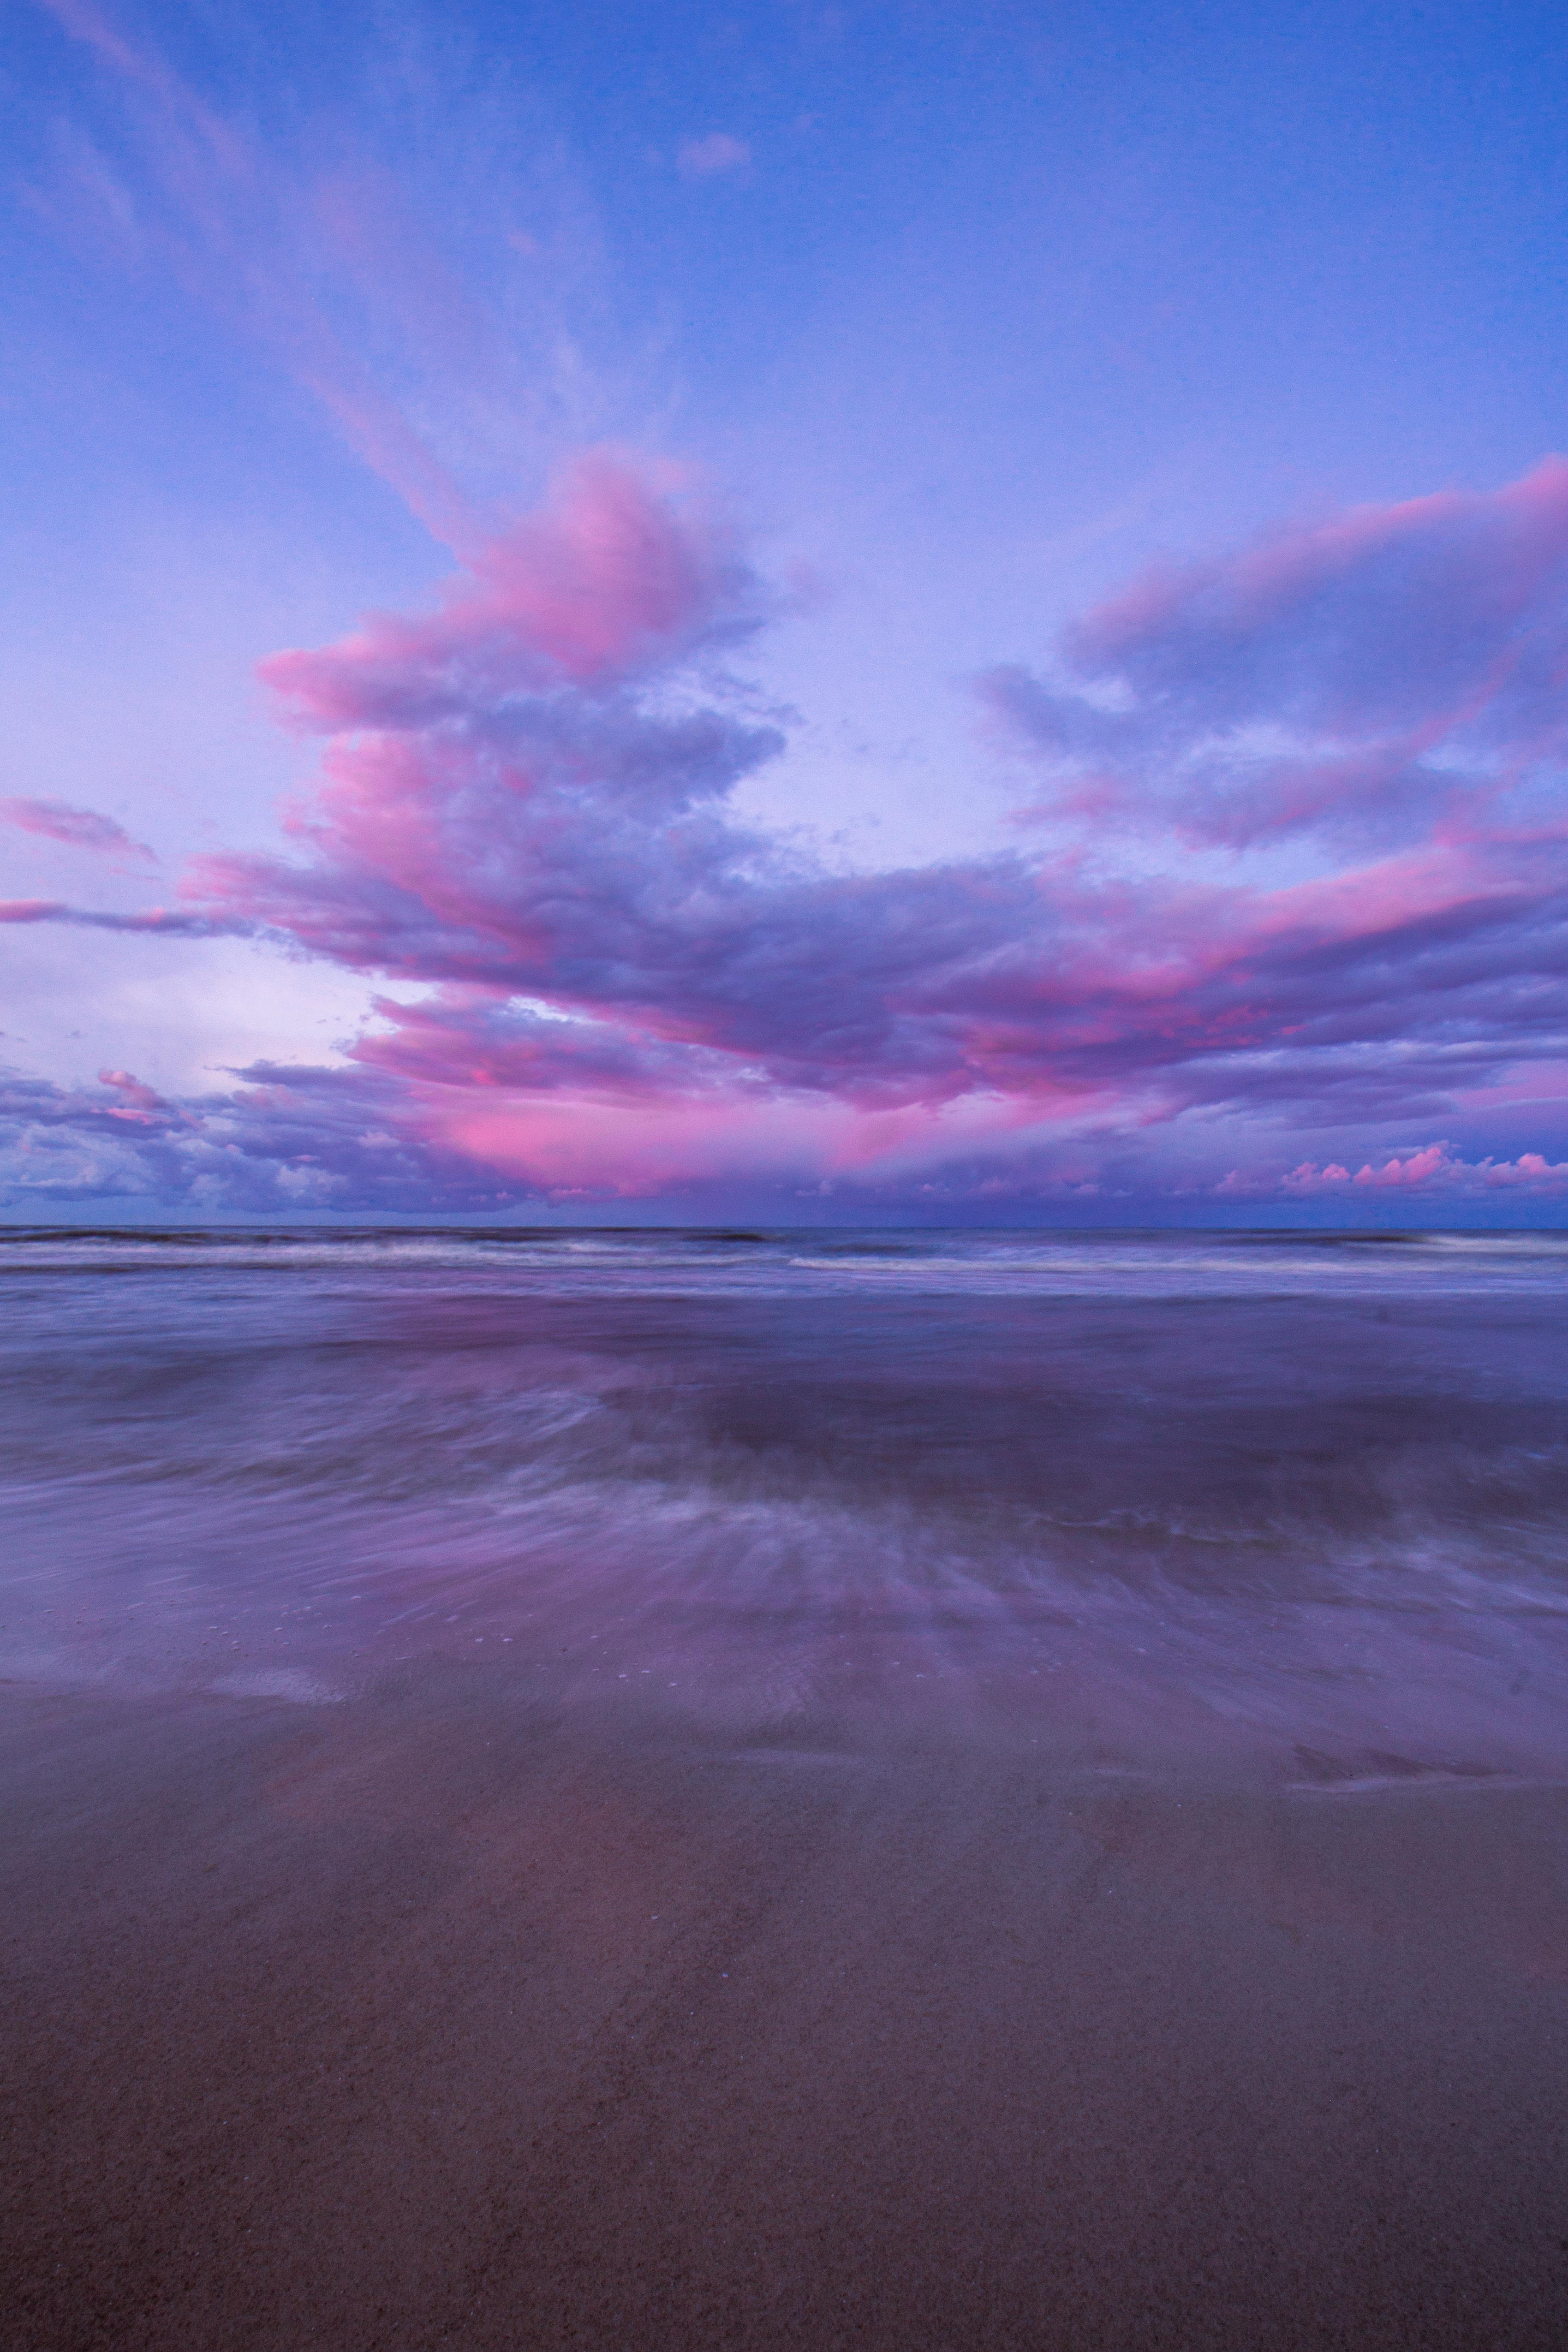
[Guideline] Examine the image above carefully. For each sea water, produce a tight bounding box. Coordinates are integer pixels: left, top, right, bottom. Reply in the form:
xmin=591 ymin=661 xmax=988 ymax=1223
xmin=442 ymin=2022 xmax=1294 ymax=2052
xmin=3 ymin=1224 xmax=1566 ymax=1778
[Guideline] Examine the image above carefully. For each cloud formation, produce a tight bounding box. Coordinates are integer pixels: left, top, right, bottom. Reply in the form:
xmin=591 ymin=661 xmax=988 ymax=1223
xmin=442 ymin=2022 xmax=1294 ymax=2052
xmin=6 ymin=453 xmax=1568 ymax=1211
xmin=1270 ymin=1146 xmax=1568 ymax=1197
xmin=0 ymin=796 xmax=154 ymax=863
xmin=33 ymin=0 xmax=629 ymax=548
xmin=0 ymin=1060 xmax=510 ymax=1212
xmin=985 ymin=459 xmax=1568 ymax=852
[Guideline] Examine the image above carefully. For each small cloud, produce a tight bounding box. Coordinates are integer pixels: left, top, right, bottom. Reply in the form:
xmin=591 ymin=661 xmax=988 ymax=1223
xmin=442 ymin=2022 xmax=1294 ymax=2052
xmin=99 ymin=1069 xmax=167 ymax=1110
xmin=1276 ymin=1146 xmax=1568 ymax=1197
xmin=0 ymin=796 xmax=155 ymax=864
xmin=678 ymin=133 xmax=751 ymax=179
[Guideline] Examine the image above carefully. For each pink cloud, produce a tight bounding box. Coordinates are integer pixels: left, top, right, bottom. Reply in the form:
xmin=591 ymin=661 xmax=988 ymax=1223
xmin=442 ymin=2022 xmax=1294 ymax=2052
xmin=1490 ymin=1151 xmax=1568 ymax=1185
xmin=1281 ymin=1147 xmax=1568 ymax=1195
xmin=0 ymin=796 xmax=155 ymax=863
xmin=170 ymin=453 xmax=1568 ymax=1193
xmin=96 ymin=1067 xmax=177 ymax=1124
xmin=259 ymin=452 xmax=751 ymax=728
xmin=986 ymin=458 xmax=1568 ymax=851
xmin=11 ymin=454 xmax=1568 ymax=1208
xmin=1354 ymin=1144 xmax=1452 ymax=1187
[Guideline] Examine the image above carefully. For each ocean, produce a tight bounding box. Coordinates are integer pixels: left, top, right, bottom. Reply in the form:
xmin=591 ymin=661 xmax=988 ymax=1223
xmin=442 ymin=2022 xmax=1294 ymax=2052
xmin=4 ymin=1226 xmax=1567 ymax=2348
xmin=4 ymin=1223 xmax=1567 ymax=1775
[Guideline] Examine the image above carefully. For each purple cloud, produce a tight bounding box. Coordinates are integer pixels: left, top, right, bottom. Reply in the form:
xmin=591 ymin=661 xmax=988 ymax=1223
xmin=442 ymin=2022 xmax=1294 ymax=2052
xmin=0 ymin=796 xmax=155 ymax=863
xmin=984 ymin=458 xmax=1568 ymax=851
xmin=0 ymin=900 xmax=249 ymax=936
xmin=8 ymin=453 xmax=1568 ymax=1209
xmin=0 ymin=1059 xmax=521 ymax=1212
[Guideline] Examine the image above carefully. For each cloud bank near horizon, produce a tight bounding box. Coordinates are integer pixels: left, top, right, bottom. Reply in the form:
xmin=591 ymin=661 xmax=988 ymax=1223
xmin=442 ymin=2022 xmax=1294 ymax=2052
xmin=4 ymin=451 xmax=1568 ymax=1216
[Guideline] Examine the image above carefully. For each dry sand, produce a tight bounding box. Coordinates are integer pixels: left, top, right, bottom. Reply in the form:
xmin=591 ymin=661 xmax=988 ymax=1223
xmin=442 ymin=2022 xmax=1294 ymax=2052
xmin=4 ymin=1669 xmax=1567 ymax=2350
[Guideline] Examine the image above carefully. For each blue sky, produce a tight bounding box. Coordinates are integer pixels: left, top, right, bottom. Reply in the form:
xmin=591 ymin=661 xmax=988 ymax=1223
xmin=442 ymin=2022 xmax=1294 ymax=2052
xmin=3 ymin=1 xmax=1568 ymax=1220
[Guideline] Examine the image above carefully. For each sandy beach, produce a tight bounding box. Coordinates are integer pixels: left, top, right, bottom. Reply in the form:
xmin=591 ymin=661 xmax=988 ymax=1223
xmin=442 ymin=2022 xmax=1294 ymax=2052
xmin=6 ymin=1665 xmax=1566 ymax=2352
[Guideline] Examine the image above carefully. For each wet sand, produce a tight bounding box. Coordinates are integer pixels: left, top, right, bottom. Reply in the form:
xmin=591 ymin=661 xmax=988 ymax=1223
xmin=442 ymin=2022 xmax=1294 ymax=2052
xmin=5 ymin=1670 xmax=1567 ymax=2351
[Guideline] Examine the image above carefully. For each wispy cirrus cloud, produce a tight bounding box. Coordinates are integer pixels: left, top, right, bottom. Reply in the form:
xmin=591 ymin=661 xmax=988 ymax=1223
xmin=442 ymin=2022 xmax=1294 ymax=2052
xmin=0 ymin=899 xmax=246 ymax=936
xmin=0 ymin=795 xmax=155 ymax=863
xmin=30 ymin=0 xmax=632 ymax=548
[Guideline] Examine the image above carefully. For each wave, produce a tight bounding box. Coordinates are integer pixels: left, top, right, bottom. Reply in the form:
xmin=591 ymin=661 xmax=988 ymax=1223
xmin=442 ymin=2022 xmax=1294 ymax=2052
xmin=4 ymin=1221 xmax=1568 ymax=1297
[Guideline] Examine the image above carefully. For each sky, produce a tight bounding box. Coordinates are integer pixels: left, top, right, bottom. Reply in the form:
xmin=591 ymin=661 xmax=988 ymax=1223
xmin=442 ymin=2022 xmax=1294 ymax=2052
xmin=3 ymin=0 xmax=1568 ymax=1223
